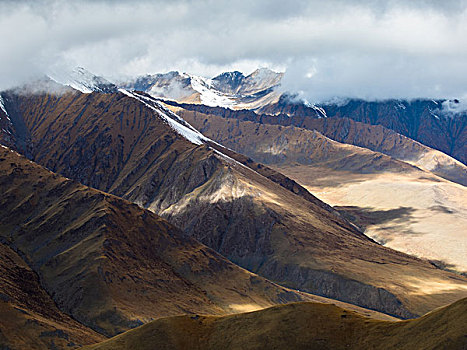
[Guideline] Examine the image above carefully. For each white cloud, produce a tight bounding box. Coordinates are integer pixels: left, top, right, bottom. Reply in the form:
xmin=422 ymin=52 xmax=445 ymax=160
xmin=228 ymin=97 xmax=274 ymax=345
xmin=1 ymin=0 xmax=467 ymax=102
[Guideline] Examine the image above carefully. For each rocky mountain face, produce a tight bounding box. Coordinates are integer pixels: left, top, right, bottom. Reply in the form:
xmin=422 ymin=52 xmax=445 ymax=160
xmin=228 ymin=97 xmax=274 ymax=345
xmin=86 ymin=298 xmax=467 ymax=350
xmin=0 ymin=93 xmax=31 ymax=157
xmin=175 ymin=106 xmax=420 ymax=174
xmin=3 ymin=88 xmax=467 ymax=320
xmin=0 ymin=146 xmax=317 ymax=341
xmin=320 ymin=99 xmax=467 ymax=165
xmin=259 ymin=96 xmax=467 ymax=165
xmin=211 ymin=71 xmax=247 ymax=94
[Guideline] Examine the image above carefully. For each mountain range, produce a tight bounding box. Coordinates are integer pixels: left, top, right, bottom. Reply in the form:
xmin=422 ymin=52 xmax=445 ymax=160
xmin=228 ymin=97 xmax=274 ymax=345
xmin=0 ymin=67 xmax=466 ymax=349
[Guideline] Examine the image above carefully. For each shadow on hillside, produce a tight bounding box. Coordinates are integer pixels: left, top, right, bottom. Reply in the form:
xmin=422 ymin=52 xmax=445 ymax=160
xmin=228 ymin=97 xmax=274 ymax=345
xmin=335 ymin=206 xmax=416 ymax=232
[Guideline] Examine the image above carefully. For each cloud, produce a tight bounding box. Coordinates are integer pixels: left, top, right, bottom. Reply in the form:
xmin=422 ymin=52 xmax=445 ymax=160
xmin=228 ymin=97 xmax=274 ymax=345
xmin=1 ymin=0 xmax=467 ymax=102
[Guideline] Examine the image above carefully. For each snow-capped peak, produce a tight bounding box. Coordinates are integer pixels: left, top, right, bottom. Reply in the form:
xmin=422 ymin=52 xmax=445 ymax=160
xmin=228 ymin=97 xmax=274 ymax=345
xmin=188 ymin=74 xmax=237 ymax=107
xmin=122 ymin=68 xmax=284 ymax=109
xmin=244 ymin=68 xmax=283 ymax=90
xmin=48 ymin=67 xmax=117 ymax=94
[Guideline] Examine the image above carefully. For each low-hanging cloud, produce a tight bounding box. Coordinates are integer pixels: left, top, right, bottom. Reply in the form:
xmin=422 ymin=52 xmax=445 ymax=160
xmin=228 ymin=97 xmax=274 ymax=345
xmin=1 ymin=0 xmax=467 ymax=103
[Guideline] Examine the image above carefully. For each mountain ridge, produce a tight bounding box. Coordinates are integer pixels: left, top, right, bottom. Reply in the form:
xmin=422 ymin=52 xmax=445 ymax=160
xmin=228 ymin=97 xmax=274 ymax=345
xmin=85 ymin=298 xmax=467 ymax=350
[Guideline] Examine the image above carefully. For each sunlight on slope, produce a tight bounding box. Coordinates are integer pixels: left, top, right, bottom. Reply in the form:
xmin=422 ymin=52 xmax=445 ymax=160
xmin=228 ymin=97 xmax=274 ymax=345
xmin=280 ymin=168 xmax=467 ymax=273
xmin=403 ymin=277 xmax=467 ymax=296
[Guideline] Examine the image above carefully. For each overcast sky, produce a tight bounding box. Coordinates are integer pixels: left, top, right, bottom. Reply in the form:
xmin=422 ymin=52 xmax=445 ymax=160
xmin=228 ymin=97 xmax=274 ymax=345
xmin=1 ymin=0 xmax=467 ymax=102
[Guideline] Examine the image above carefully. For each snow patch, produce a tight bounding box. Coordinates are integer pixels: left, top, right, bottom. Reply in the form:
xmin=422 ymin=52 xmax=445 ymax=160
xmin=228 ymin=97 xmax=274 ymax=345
xmin=119 ymin=89 xmax=256 ymax=175
xmin=430 ymin=111 xmax=440 ymax=120
xmin=314 ymin=106 xmax=327 ymax=118
xmin=441 ymin=99 xmax=467 ymax=114
xmin=0 ymin=95 xmax=10 ymax=121
xmin=119 ymin=89 xmax=207 ymax=145
xmin=48 ymin=67 xmax=115 ymax=93
xmin=396 ymin=102 xmax=406 ymax=110
xmin=189 ymin=75 xmax=236 ymax=108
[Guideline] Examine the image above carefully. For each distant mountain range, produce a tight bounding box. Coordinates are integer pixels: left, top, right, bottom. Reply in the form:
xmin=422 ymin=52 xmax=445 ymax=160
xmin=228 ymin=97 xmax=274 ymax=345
xmin=120 ymin=68 xmax=284 ymax=110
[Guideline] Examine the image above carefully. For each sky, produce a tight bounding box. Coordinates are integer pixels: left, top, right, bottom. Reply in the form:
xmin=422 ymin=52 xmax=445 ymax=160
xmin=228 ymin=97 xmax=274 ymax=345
xmin=1 ymin=0 xmax=467 ymax=103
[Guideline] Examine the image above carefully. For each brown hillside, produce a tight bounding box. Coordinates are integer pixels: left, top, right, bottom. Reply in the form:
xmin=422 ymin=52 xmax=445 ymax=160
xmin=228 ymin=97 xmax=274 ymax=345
xmin=168 ymin=102 xmax=467 ymax=186
xmin=85 ymin=298 xmax=467 ymax=350
xmin=0 ymin=242 xmax=104 ymax=350
xmin=175 ymin=107 xmax=422 ymax=175
xmin=174 ymin=107 xmax=467 ymax=272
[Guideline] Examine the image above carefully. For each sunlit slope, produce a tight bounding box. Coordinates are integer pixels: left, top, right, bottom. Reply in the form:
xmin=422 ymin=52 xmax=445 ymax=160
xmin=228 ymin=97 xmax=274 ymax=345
xmin=171 ymin=103 xmax=467 ymax=186
xmin=85 ymin=298 xmax=467 ymax=350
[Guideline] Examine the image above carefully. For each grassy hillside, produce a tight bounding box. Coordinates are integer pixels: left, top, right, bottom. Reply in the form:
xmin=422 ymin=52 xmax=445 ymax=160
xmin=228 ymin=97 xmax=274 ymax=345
xmin=85 ymin=298 xmax=467 ymax=350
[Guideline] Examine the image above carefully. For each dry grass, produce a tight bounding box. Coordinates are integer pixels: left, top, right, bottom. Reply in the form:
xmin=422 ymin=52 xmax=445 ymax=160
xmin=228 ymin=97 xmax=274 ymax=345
xmin=85 ymin=298 xmax=467 ymax=350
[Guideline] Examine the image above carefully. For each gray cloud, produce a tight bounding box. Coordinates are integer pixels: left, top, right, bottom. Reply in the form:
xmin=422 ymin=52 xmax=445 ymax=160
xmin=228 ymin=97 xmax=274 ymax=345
xmin=1 ymin=0 xmax=467 ymax=102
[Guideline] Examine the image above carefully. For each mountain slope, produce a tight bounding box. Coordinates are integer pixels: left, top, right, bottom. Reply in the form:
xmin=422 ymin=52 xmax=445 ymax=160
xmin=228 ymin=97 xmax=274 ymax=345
xmin=48 ymin=67 xmax=117 ymax=93
xmin=0 ymin=242 xmax=105 ymax=350
xmin=320 ymin=99 xmax=467 ymax=165
xmin=173 ymin=107 xmax=467 ymax=272
xmin=0 ymin=146 xmax=319 ymax=337
xmin=123 ymin=69 xmax=466 ymax=166
xmin=85 ymin=298 xmax=467 ymax=350
xmin=3 ymin=89 xmax=467 ymax=319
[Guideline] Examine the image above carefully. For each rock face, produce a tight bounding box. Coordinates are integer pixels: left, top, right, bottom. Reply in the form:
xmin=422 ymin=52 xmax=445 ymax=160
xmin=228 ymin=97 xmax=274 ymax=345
xmin=176 ymin=107 xmax=421 ymax=174
xmin=211 ymin=71 xmax=246 ymax=94
xmin=86 ymin=298 xmax=467 ymax=350
xmin=3 ymin=89 xmax=467 ymax=319
xmin=0 ymin=146 xmax=312 ymax=337
xmin=123 ymin=69 xmax=466 ymax=166
xmin=260 ymin=97 xmax=467 ymax=166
